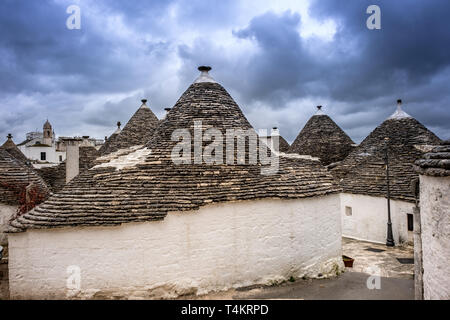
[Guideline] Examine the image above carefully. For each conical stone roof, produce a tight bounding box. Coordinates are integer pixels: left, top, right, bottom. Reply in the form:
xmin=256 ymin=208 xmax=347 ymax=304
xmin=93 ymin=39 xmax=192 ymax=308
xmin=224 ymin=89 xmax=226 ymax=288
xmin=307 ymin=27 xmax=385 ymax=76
xmin=269 ymin=135 xmax=290 ymax=153
xmin=99 ymin=100 xmax=159 ymax=155
xmin=98 ymin=122 xmax=122 ymax=155
xmin=0 ymin=148 xmax=50 ymax=206
xmin=0 ymin=134 xmax=28 ymax=164
xmin=331 ymin=102 xmax=441 ymax=202
xmin=288 ymin=106 xmax=355 ymax=166
xmin=9 ymin=67 xmax=339 ymax=232
xmin=415 ymin=139 xmax=450 ymax=177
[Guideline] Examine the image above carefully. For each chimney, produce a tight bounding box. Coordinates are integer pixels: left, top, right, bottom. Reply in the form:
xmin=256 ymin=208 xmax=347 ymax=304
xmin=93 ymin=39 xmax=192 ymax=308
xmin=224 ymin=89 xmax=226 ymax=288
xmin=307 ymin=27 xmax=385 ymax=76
xmin=270 ymin=127 xmax=280 ymax=152
xmin=7 ymin=133 xmax=12 ymax=140
xmin=141 ymin=99 xmax=147 ymax=107
xmin=317 ymin=106 xmax=322 ymax=110
xmin=63 ymin=138 xmax=82 ymax=183
xmin=271 ymin=127 xmax=280 ymax=136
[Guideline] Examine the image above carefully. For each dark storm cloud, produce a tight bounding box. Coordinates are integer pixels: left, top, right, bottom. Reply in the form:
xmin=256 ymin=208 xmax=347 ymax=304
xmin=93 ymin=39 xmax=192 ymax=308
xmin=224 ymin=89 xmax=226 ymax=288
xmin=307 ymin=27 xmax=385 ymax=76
xmin=0 ymin=0 xmax=449 ymax=145
xmin=232 ymin=11 xmax=315 ymax=103
xmin=217 ymin=0 xmax=450 ymax=141
xmin=0 ymin=0 xmax=175 ymax=97
xmin=308 ymin=0 xmax=450 ymax=102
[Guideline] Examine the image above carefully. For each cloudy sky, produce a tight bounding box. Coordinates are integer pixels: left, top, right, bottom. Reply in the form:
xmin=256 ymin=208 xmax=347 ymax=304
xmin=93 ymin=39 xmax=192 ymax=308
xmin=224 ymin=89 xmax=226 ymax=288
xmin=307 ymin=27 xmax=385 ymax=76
xmin=1 ymin=0 xmax=449 ymax=145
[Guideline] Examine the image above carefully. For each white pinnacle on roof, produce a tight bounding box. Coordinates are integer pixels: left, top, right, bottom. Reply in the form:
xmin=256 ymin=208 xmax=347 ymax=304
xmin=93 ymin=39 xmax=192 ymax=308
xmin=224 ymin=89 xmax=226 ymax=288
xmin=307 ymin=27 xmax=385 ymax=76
xmin=113 ymin=121 xmax=121 ymax=134
xmin=194 ymin=66 xmax=217 ymax=83
xmin=314 ymin=105 xmax=326 ymax=116
xmin=387 ymin=99 xmax=412 ymax=120
xmin=139 ymin=99 xmax=150 ymax=109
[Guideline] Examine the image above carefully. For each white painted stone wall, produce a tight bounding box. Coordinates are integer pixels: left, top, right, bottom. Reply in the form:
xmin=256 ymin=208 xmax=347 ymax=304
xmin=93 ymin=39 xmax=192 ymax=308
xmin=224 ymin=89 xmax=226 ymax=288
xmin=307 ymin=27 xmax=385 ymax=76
xmin=340 ymin=193 xmax=414 ymax=244
xmin=0 ymin=204 xmax=17 ymax=246
xmin=419 ymin=175 xmax=450 ymax=300
xmin=18 ymin=145 xmax=65 ymax=164
xmin=8 ymin=195 xmax=343 ymax=299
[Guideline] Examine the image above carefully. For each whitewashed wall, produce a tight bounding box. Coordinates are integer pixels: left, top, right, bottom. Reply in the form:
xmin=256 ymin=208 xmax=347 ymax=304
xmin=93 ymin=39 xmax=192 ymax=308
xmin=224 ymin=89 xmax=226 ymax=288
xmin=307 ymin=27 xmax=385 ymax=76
xmin=419 ymin=175 xmax=450 ymax=300
xmin=340 ymin=193 xmax=414 ymax=244
xmin=8 ymin=195 xmax=343 ymax=299
xmin=18 ymin=145 xmax=65 ymax=164
xmin=0 ymin=204 xmax=17 ymax=246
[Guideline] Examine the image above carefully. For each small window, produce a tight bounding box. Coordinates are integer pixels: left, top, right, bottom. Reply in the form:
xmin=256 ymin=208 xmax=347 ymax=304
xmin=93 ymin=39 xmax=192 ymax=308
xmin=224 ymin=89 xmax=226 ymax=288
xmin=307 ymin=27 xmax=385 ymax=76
xmin=40 ymin=152 xmax=46 ymax=161
xmin=407 ymin=213 xmax=414 ymax=231
xmin=345 ymin=206 xmax=352 ymax=216
xmin=59 ymin=155 xmax=63 ymax=162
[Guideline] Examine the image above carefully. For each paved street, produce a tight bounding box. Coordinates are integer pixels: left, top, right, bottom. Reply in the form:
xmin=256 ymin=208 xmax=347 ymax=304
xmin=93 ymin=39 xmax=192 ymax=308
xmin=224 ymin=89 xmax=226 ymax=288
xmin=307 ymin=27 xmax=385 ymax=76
xmin=183 ymin=272 xmax=414 ymax=300
xmin=342 ymin=237 xmax=414 ymax=279
xmin=185 ymin=237 xmax=415 ymax=300
xmin=239 ymin=272 xmax=413 ymax=300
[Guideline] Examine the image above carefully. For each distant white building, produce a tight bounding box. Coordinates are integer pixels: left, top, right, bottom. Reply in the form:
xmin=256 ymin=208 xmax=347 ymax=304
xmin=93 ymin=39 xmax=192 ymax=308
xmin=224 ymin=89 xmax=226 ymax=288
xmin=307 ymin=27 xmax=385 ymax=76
xmin=18 ymin=120 xmax=66 ymax=167
xmin=17 ymin=120 xmax=104 ymax=168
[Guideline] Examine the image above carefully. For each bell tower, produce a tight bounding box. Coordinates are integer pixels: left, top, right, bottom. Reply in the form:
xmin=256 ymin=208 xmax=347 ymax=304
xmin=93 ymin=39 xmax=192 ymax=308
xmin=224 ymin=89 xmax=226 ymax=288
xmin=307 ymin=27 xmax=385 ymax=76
xmin=43 ymin=119 xmax=53 ymax=145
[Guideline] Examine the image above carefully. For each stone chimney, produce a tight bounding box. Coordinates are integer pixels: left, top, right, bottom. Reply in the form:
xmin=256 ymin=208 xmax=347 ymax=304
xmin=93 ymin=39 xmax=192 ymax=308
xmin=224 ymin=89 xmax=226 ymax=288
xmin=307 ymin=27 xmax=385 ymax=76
xmin=63 ymin=138 xmax=82 ymax=183
xmin=164 ymin=108 xmax=171 ymax=119
xmin=271 ymin=127 xmax=280 ymax=136
xmin=270 ymin=127 xmax=280 ymax=152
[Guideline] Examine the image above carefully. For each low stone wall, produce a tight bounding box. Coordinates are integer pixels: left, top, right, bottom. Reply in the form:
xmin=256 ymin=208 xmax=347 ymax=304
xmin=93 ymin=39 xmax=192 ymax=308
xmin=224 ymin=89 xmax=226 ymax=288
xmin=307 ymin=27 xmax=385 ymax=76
xmin=8 ymin=195 xmax=343 ymax=299
xmin=419 ymin=175 xmax=450 ymax=300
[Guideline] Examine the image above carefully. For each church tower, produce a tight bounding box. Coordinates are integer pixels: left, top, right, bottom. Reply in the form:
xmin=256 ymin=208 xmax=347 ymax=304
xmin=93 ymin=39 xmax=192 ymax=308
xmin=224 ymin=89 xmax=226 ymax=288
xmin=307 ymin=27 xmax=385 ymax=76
xmin=43 ymin=119 xmax=53 ymax=146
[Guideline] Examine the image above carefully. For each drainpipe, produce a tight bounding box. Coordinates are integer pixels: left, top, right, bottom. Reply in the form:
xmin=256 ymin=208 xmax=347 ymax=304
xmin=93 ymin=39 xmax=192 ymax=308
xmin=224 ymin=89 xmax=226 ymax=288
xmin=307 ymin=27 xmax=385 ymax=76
xmin=63 ymin=138 xmax=82 ymax=183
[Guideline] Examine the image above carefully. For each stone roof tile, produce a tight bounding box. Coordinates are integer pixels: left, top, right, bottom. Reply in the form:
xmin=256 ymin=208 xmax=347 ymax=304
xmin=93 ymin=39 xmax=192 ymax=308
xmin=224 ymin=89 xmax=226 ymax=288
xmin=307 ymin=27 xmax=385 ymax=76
xmin=331 ymin=113 xmax=441 ymax=201
xmin=99 ymin=101 xmax=159 ymax=156
xmin=9 ymin=68 xmax=339 ymax=232
xmin=0 ymin=149 xmax=50 ymax=206
xmin=415 ymin=139 xmax=450 ymax=177
xmin=288 ymin=107 xmax=355 ymax=166
xmin=0 ymin=134 xmax=28 ymax=164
